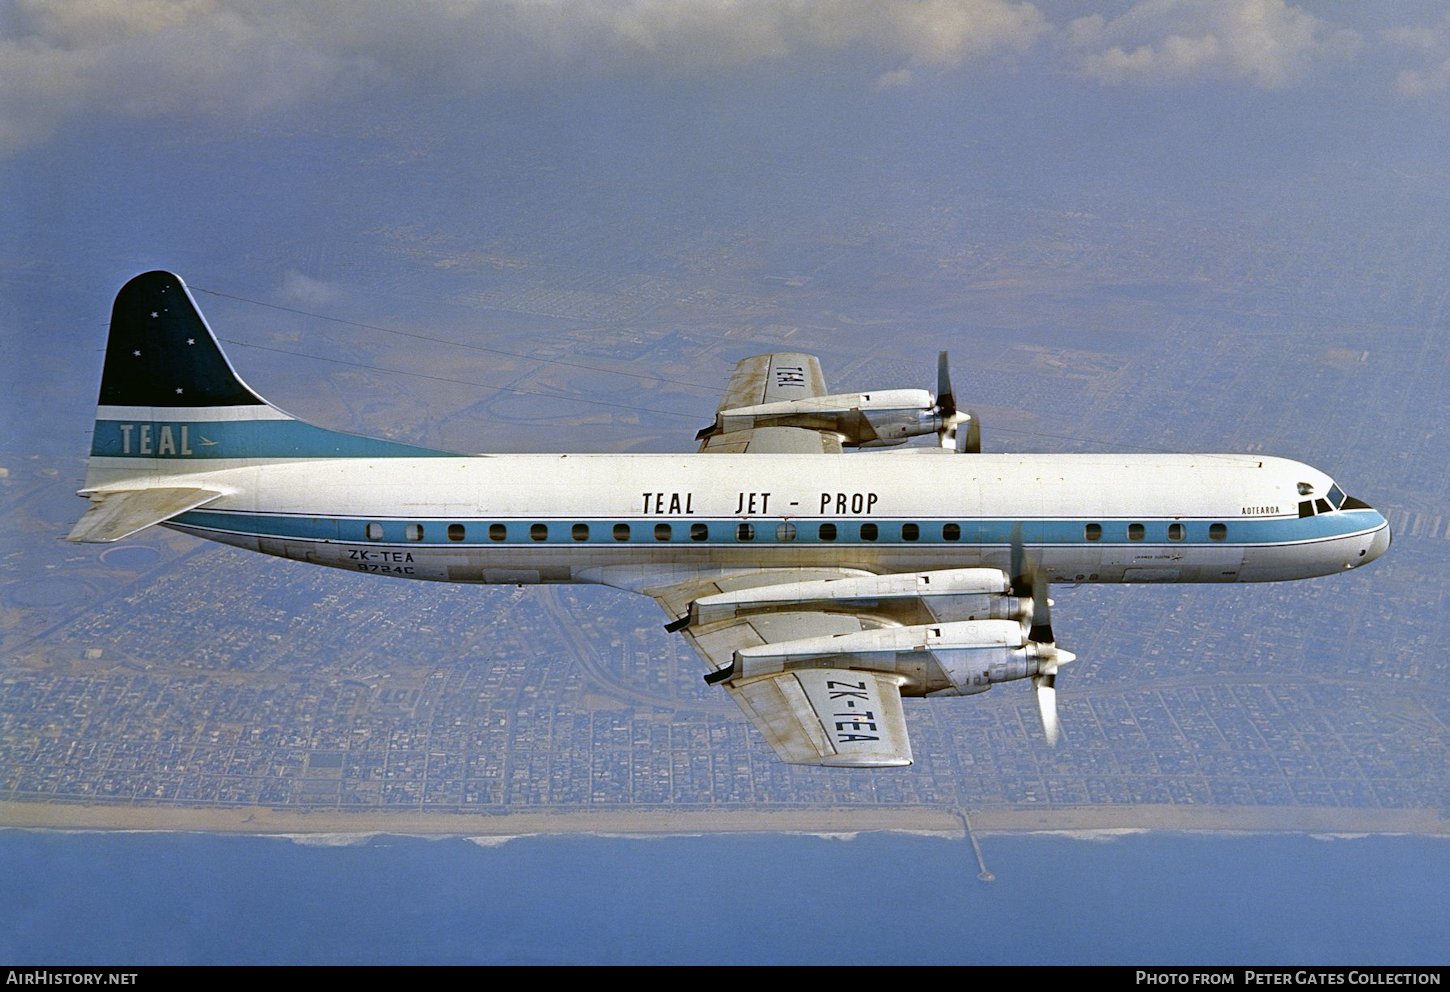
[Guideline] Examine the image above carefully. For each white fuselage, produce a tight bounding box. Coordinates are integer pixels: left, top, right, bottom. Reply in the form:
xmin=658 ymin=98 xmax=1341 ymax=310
xmin=143 ymin=451 xmax=1391 ymax=592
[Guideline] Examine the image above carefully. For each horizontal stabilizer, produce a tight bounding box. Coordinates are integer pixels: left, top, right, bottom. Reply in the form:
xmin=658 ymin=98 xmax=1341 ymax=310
xmin=66 ymin=487 xmax=223 ymax=543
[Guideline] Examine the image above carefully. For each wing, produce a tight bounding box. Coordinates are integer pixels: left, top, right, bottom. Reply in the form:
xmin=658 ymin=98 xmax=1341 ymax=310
xmin=649 ymin=569 xmax=911 ymax=766
xmin=731 ymin=668 xmax=913 ymax=768
xmin=697 ymin=353 xmax=843 ymax=454
xmin=652 ymin=565 xmax=899 ymax=765
xmin=647 ymin=566 xmax=1035 ymax=767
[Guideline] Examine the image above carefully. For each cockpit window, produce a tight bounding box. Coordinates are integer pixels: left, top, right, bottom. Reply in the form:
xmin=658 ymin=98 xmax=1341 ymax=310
xmin=1315 ymin=498 xmax=1331 ymax=514
xmin=1327 ymin=484 xmax=1345 ymax=509
xmin=1298 ymin=501 xmax=1314 ymax=519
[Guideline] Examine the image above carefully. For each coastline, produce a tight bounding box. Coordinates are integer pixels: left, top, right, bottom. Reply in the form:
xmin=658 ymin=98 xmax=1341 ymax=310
xmin=0 ymin=800 xmax=1444 ymax=840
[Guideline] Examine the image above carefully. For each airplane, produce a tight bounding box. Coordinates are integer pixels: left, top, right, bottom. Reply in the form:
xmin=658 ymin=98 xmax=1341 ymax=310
xmin=67 ymin=271 xmax=1392 ymax=767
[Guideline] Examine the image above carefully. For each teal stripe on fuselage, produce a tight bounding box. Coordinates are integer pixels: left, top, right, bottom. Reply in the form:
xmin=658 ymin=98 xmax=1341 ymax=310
xmin=91 ymin=418 xmax=453 ymax=459
xmin=172 ymin=508 xmax=1382 ymax=547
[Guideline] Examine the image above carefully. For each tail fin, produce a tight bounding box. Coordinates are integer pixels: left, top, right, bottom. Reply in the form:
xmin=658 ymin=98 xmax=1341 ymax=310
xmin=85 ymin=271 xmax=449 ymax=492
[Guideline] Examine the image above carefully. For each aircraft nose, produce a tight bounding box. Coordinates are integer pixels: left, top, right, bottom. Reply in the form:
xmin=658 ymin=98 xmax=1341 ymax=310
xmin=1365 ymin=513 xmax=1392 ymax=564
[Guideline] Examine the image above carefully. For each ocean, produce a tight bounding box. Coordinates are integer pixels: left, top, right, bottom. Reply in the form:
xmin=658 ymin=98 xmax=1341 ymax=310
xmin=2 ymin=828 xmax=1445 ymax=965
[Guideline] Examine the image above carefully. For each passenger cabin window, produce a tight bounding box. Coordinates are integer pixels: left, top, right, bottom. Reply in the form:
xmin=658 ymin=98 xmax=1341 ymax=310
xmin=489 ymin=523 xmax=507 ymax=542
xmin=860 ymin=523 xmax=878 ymax=542
xmin=690 ymin=523 xmax=708 ymax=542
xmin=405 ymin=523 xmax=424 ymax=542
xmin=942 ymin=523 xmax=961 ymax=541
xmin=447 ymin=523 xmax=465 ymax=542
xmin=1127 ymin=523 xmax=1145 ymax=541
xmin=818 ymin=523 xmax=837 ymax=542
xmin=776 ymin=522 xmax=797 ymax=543
xmin=530 ymin=523 xmax=548 ymax=542
xmin=572 ymin=523 xmax=589 ymax=541
xmin=654 ymin=523 xmax=672 ymax=541
xmin=1209 ymin=523 xmax=1227 ymax=541
xmin=1168 ymin=523 xmax=1184 ymax=542
xmin=901 ymin=523 xmax=919 ymax=542
xmin=613 ymin=523 xmax=630 ymax=541
xmin=736 ymin=523 xmax=755 ymax=542
xmin=1085 ymin=523 xmax=1102 ymax=542
xmin=365 ymin=523 xmax=383 ymax=541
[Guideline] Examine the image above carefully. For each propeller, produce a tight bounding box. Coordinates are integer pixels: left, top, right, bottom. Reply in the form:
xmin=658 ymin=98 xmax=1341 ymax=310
xmin=1010 ymin=523 xmax=1074 ymax=745
xmin=1029 ymin=574 xmax=1073 ymax=746
xmin=1033 ymin=673 xmax=1060 ymax=745
xmin=935 ymin=351 xmax=980 ymax=452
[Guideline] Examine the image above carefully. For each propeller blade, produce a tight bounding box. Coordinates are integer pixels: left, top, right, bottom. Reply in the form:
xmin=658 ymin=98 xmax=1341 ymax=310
xmin=957 ymin=410 xmax=981 ymax=454
xmin=1033 ymin=673 xmax=1060 ymax=745
xmin=1028 ymin=570 xmax=1054 ymax=645
xmin=1015 ymin=545 xmax=1065 ymax=745
xmin=934 ymin=351 xmax=971 ymax=450
xmin=936 ymin=351 xmax=956 ymax=419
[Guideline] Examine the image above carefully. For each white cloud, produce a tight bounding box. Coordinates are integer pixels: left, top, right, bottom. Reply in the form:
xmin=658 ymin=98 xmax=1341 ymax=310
xmin=1383 ymin=12 xmax=1450 ymax=97
xmin=1394 ymin=58 xmax=1450 ymax=98
xmin=1382 ymin=13 xmax=1450 ymax=54
xmin=280 ymin=272 xmax=342 ymax=308
xmin=0 ymin=0 xmax=1049 ymax=154
xmin=874 ymin=68 xmax=915 ymax=90
xmin=1067 ymin=0 xmax=1360 ymax=89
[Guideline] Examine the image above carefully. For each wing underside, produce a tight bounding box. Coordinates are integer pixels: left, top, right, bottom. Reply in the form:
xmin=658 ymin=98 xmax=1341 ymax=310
xmin=648 ymin=569 xmax=916 ymax=767
xmin=732 ymin=668 xmax=913 ymax=767
xmin=646 ymin=563 xmax=1050 ymax=767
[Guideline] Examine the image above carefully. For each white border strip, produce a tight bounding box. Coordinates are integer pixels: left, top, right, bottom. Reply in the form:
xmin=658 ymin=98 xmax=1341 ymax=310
xmin=96 ymin=405 xmax=294 ymax=422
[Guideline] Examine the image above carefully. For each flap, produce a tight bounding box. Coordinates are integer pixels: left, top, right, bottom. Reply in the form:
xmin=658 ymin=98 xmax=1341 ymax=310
xmin=66 ymin=487 xmax=224 ymax=543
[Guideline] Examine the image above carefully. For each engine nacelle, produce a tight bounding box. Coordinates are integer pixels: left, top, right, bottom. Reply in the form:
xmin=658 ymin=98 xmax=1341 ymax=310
xmin=712 ymin=619 xmax=1060 ymax=697
xmin=697 ymin=388 xmax=941 ymax=447
xmin=685 ymin=568 xmax=1015 ymax=629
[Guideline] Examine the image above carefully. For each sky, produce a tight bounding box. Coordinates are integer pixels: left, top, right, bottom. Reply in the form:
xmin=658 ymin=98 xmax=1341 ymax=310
xmin=4 ymin=0 xmax=1450 ymax=149
xmin=5 ymin=0 xmax=1450 ymax=456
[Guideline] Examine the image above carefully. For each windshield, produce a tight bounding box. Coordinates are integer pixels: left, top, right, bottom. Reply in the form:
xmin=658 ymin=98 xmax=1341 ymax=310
xmin=1327 ymin=484 xmax=1346 ymax=509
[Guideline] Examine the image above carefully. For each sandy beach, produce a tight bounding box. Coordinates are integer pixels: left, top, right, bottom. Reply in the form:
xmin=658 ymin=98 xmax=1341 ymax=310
xmin=1 ymin=800 xmax=1443 ymax=839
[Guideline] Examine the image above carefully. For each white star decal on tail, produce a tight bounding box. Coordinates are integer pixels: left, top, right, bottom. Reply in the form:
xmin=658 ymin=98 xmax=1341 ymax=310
xmin=150 ymin=312 xmax=158 ymax=318
xmin=186 ymin=338 xmax=195 ymax=345
xmin=175 ymin=388 xmax=183 ymax=395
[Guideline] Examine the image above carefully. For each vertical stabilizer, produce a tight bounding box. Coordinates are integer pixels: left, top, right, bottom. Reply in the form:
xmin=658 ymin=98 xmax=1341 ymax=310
xmin=84 ymin=271 xmax=450 ymax=492
xmin=98 ymin=271 xmax=269 ymax=410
